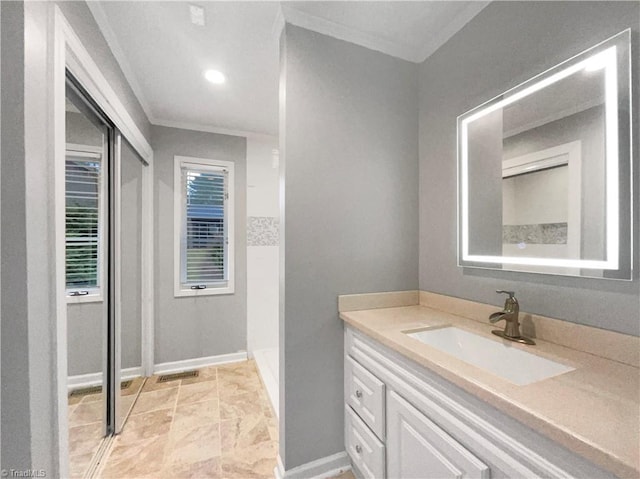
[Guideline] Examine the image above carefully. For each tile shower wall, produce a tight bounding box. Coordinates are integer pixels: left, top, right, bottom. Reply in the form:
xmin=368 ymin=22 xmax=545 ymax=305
xmin=248 ymin=217 xmax=279 ymax=247
xmin=246 ymin=138 xmax=279 ymax=355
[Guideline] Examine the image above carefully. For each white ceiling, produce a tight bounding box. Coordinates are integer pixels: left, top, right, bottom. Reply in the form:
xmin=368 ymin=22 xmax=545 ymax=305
xmin=89 ymin=1 xmax=489 ymax=137
xmin=282 ymin=1 xmax=489 ymax=63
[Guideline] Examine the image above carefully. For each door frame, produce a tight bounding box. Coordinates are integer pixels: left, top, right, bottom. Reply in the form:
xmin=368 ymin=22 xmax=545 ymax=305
xmin=52 ymin=6 xmax=154 ymax=475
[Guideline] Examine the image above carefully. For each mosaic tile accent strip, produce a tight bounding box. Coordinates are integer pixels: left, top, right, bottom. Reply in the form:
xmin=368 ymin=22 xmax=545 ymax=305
xmin=248 ymin=216 xmax=279 ymax=246
xmin=503 ymin=223 xmax=567 ymax=245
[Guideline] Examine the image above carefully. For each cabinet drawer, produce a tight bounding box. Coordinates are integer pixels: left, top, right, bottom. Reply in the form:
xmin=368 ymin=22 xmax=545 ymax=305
xmin=345 ymin=355 xmax=385 ymax=439
xmin=346 ymin=406 xmax=386 ymax=479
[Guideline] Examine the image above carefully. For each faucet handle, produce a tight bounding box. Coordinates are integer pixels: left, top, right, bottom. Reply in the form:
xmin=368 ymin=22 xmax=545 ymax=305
xmin=496 ymin=290 xmax=516 ymax=299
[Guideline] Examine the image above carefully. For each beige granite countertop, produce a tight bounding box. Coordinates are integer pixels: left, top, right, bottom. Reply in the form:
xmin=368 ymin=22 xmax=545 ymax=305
xmin=340 ymin=304 xmax=640 ymax=478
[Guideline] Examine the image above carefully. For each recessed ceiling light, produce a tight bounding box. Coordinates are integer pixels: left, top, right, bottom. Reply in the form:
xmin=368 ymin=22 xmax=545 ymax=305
xmin=204 ymin=69 xmax=225 ymax=85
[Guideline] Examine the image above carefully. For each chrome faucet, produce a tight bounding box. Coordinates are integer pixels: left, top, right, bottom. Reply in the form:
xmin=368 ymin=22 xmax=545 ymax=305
xmin=490 ymin=290 xmax=535 ymax=345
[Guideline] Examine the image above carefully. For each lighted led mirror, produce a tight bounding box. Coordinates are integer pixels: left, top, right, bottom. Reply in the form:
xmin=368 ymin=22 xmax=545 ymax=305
xmin=458 ymin=30 xmax=632 ymax=279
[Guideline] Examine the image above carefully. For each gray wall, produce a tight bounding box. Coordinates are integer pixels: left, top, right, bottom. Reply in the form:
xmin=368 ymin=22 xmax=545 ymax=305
xmin=419 ymin=1 xmax=640 ymax=335
xmin=280 ymin=25 xmax=419 ymax=469
xmin=1 ymin=1 xmax=152 ymax=474
xmin=1 ymin=1 xmax=31 ymax=468
xmin=152 ymin=125 xmax=247 ymax=364
xmin=66 ymin=111 xmax=103 ymax=147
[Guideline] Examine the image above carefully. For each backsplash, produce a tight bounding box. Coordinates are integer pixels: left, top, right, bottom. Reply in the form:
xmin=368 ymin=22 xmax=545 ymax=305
xmin=247 ymin=216 xmax=279 ymax=246
xmin=502 ymin=223 xmax=567 ymax=244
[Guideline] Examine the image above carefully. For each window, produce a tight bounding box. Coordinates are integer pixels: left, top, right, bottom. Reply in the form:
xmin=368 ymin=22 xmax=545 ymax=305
xmin=174 ymin=156 xmax=234 ymax=296
xmin=65 ymin=145 xmax=105 ymax=301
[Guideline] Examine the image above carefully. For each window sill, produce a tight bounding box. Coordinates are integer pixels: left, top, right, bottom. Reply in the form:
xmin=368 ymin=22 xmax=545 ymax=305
xmin=174 ymin=285 xmax=234 ymax=298
xmin=66 ymin=292 xmax=103 ymax=304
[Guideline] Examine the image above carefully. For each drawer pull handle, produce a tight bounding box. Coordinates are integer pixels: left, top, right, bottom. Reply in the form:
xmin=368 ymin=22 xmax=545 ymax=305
xmin=355 ymin=444 xmax=362 ymax=454
xmin=355 ymin=390 xmax=363 ymax=398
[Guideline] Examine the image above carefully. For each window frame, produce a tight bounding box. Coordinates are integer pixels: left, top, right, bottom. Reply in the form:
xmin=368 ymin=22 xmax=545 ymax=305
xmin=65 ymin=143 xmax=106 ymax=304
xmin=174 ymin=155 xmax=235 ymax=297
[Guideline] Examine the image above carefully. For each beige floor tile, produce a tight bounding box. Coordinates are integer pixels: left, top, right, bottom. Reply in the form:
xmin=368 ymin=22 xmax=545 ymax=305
xmin=100 ymin=435 xmax=168 ymax=479
xmin=216 ymin=362 xmax=261 ymax=398
xmin=219 ymin=391 xmax=266 ymax=420
xmin=69 ymin=422 xmax=104 ymax=457
xmin=122 ymin=376 xmax=145 ymax=396
xmin=172 ymin=401 xmax=220 ymax=437
xmin=218 ymin=374 xmax=263 ymax=399
xmin=163 ymin=456 xmax=222 ymax=478
xmin=119 ymin=394 xmax=137 ymax=420
xmin=132 ymin=387 xmax=179 ymax=415
xmin=177 ymin=380 xmax=218 ymax=405
xmin=167 ymin=421 xmax=222 ymax=465
xmin=69 ymin=452 xmax=96 ymax=479
xmin=220 ymin=440 xmax=278 ymax=479
xmin=69 ymin=401 xmax=104 ymax=427
xmin=329 ymin=471 xmax=355 ymax=479
xmin=116 ymin=408 xmax=174 ymax=445
xmin=262 ymin=395 xmax=276 ymax=419
xmin=99 ymin=358 xmax=278 ymax=478
xmin=267 ymin=415 xmax=278 ymax=442
xmin=220 ymin=414 xmax=271 ymax=453
xmin=175 ymin=397 xmax=219 ymax=420
xmin=217 ymin=361 xmax=257 ymax=380
xmin=81 ymin=392 xmax=104 ymax=404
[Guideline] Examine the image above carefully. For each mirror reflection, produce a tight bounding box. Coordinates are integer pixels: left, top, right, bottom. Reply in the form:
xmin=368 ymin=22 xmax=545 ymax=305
xmin=459 ymin=30 xmax=631 ymax=279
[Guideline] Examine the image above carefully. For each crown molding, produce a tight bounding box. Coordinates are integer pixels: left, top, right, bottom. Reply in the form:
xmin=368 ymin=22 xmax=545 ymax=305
xmin=281 ymin=4 xmax=423 ymax=63
xmin=152 ymin=118 xmax=277 ymax=142
xmin=282 ymin=2 xmax=492 ymax=64
xmin=86 ymin=1 xmax=156 ymax=123
xmin=418 ymin=1 xmax=491 ymax=62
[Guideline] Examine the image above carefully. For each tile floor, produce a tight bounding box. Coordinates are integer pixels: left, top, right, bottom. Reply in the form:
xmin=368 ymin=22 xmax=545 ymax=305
xmin=69 ymin=377 xmax=145 ymax=478
xmin=332 ymin=471 xmax=355 ymax=479
xmin=96 ymin=360 xmax=278 ymax=478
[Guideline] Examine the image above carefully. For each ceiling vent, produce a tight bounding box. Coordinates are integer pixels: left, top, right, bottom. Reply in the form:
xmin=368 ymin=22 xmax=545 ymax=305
xmin=189 ymin=5 xmax=205 ymax=26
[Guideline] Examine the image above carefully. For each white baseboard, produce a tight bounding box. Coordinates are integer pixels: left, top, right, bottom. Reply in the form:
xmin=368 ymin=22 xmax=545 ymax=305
xmin=153 ymin=351 xmax=248 ymax=375
xmin=275 ymin=452 xmax=351 ymax=479
xmin=69 ymin=353 xmax=249 ymax=390
xmin=67 ymin=366 xmax=143 ymax=391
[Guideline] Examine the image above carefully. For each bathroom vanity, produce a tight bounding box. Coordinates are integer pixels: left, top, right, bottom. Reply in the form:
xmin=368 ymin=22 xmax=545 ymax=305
xmin=340 ymin=292 xmax=639 ymax=479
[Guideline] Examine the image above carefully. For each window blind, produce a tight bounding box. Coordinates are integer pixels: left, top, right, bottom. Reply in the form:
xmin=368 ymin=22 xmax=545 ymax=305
xmin=66 ymin=157 xmax=101 ymax=290
xmin=182 ymin=166 xmax=228 ymax=286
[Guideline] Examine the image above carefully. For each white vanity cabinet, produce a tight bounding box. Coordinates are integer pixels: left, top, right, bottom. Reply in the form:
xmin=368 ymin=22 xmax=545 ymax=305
xmin=344 ymin=327 xmax=616 ymax=479
xmin=387 ymin=391 xmax=490 ymax=479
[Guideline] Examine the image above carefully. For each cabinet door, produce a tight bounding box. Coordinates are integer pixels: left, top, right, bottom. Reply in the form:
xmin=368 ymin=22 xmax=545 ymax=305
xmin=387 ymin=391 xmax=490 ymax=479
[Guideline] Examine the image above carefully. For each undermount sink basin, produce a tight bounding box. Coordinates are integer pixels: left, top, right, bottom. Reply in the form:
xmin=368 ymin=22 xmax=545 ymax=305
xmin=406 ymin=326 xmax=574 ymax=386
